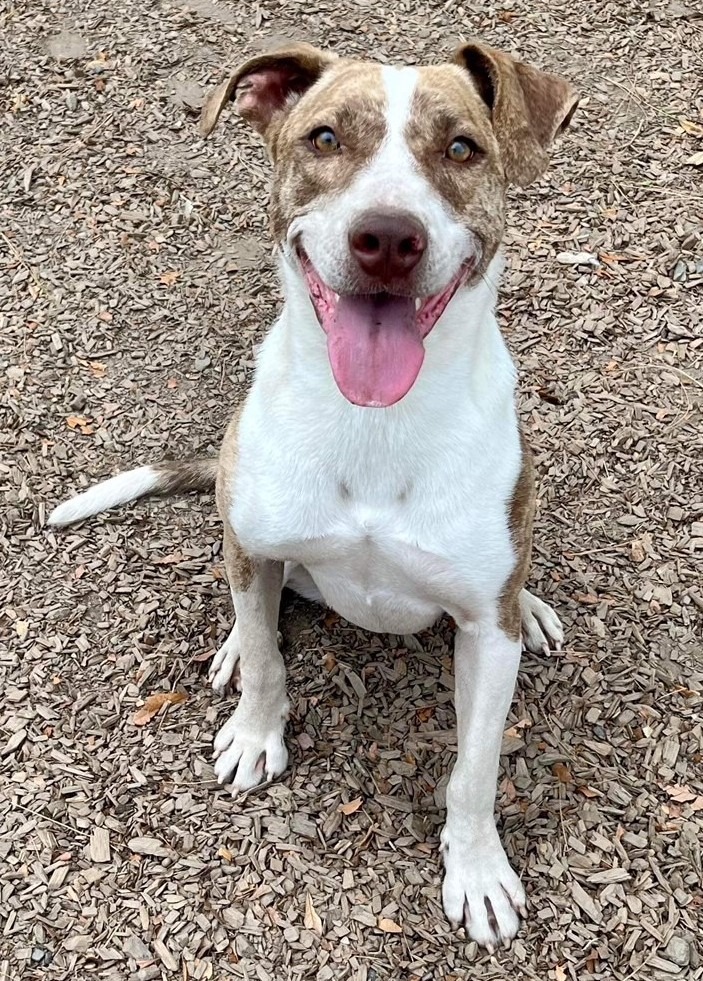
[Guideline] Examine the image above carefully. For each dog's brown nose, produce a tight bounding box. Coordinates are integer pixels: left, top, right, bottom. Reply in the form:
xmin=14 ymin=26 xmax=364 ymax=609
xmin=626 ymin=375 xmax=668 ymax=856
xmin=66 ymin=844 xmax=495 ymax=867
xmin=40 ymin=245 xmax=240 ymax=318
xmin=349 ymin=212 xmax=427 ymax=281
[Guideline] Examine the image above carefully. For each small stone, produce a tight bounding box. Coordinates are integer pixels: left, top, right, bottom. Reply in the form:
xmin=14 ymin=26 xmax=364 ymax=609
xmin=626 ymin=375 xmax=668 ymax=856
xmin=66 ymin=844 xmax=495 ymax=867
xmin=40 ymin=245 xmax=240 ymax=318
xmin=136 ymin=968 xmax=161 ymax=981
xmin=664 ymin=937 xmax=690 ymax=968
xmin=127 ymin=836 xmax=173 ymax=858
xmin=45 ymin=31 xmax=87 ymax=60
xmin=30 ymin=947 xmax=52 ymax=966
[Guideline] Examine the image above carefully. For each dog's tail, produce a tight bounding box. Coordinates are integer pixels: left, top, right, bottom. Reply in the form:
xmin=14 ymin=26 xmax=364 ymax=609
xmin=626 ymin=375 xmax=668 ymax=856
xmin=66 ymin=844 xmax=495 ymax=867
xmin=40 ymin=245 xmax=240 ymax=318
xmin=47 ymin=458 xmax=218 ymax=527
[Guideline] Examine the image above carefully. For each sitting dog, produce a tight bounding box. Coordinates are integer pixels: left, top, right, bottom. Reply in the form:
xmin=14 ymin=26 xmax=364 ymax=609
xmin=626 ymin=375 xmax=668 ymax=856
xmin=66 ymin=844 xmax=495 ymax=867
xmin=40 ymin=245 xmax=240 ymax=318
xmin=49 ymin=40 xmax=576 ymax=947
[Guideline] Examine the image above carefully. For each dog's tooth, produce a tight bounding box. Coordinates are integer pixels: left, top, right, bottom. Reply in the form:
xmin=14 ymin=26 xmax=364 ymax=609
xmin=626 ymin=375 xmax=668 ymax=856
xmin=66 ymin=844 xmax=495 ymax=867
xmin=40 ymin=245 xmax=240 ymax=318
xmin=415 ymin=298 xmax=422 ymax=311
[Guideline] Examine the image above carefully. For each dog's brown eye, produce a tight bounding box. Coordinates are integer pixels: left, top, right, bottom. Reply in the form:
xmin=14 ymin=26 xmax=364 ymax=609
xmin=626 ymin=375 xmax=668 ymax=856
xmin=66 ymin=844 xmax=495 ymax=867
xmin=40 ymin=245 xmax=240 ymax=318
xmin=446 ymin=137 xmax=478 ymax=163
xmin=310 ymin=127 xmax=341 ymax=154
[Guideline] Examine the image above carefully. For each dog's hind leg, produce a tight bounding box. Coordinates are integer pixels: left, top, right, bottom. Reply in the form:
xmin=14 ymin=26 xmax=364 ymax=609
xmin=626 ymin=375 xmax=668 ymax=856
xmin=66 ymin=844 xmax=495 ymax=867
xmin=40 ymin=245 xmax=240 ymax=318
xmin=212 ymin=524 xmax=289 ymax=792
xmin=283 ymin=562 xmax=324 ymax=603
xmin=519 ymin=588 xmax=563 ymax=654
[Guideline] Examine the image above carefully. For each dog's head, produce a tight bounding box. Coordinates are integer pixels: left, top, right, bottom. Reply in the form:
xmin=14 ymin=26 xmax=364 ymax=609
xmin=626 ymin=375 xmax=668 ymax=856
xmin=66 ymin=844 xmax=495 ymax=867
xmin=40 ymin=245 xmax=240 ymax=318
xmin=202 ymin=42 xmax=577 ymax=407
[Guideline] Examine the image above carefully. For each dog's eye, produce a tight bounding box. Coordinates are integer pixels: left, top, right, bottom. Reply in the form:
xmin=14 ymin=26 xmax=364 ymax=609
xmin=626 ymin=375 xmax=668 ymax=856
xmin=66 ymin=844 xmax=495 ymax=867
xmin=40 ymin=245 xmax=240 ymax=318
xmin=310 ymin=127 xmax=341 ymax=154
xmin=445 ymin=137 xmax=479 ymax=163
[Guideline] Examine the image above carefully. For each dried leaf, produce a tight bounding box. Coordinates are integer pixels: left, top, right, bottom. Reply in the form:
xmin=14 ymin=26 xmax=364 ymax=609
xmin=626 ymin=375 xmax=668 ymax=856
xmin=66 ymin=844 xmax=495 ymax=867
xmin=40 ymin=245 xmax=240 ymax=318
xmin=685 ymin=150 xmax=703 ymax=167
xmin=631 ymin=540 xmax=645 ymax=563
xmin=218 ymin=847 xmax=234 ymax=861
xmin=679 ymin=116 xmax=703 ymax=136
xmin=296 ymin=732 xmax=315 ymax=751
xmin=15 ymin=620 xmax=29 ymax=640
xmin=304 ymin=894 xmax=323 ymax=936
xmin=663 ymin=783 xmax=697 ymax=803
xmin=132 ymin=691 xmax=187 ymax=726
xmin=88 ymin=361 xmax=106 ymax=377
xmin=553 ymin=762 xmax=574 ymax=784
xmin=500 ymin=776 xmax=517 ymax=801
xmin=575 ymin=592 xmax=599 ymax=605
xmin=378 ymin=917 xmax=403 ymax=934
xmin=66 ymin=415 xmax=95 ymax=435
xmin=578 ymin=785 xmax=601 ymax=798
xmin=338 ymin=797 xmax=363 ymax=815
xmin=152 ymin=552 xmax=185 ymax=565
xmin=555 ymin=966 xmax=567 ymax=981
xmin=504 ymin=718 xmax=531 ymax=738
xmin=159 ymin=269 xmax=181 ymax=286
xmin=191 ymin=649 xmax=214 ymax=663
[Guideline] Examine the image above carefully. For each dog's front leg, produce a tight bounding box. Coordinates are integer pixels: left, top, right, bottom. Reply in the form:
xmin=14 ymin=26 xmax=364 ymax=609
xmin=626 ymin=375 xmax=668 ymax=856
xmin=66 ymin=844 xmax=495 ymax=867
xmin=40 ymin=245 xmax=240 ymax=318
xmin=441 ymin=620 xmax=526 ymax=948
xmin=212 ymin=527 xmax=288 ymax=792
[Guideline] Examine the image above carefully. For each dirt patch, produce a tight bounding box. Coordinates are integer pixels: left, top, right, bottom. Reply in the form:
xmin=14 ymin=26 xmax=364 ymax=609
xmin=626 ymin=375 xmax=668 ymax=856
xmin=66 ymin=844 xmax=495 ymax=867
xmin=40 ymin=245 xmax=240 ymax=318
xmin=1 ymin=0 xmax=702 ymax=979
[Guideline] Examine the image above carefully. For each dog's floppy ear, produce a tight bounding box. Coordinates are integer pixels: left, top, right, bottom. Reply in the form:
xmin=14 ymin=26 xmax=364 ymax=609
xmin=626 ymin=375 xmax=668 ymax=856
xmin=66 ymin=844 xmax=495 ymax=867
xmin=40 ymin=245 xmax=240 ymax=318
xmin=454 ymin=42 xmax=578 ymax=187
xmin=200 ymin=43 xmax=336 ymax=138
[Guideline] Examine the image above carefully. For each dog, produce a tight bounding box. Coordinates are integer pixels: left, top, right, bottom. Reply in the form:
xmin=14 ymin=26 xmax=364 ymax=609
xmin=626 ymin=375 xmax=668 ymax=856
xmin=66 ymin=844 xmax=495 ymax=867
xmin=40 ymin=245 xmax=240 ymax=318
xmin=49 ymin=40 xmax=576 ymax=948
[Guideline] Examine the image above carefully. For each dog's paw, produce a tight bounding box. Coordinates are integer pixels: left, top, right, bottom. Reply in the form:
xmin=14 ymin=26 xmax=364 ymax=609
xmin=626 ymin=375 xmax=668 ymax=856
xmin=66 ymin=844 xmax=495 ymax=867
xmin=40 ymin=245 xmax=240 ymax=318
xmin=213 ymin=696 xmax=289 ymax=792
xmin=209 ymin=629 xmax=241 ymax=694
xmin=441 ymin=827 xmax=526 ymax=949
xmin=519 ymin=588 xmax=563 ymax=654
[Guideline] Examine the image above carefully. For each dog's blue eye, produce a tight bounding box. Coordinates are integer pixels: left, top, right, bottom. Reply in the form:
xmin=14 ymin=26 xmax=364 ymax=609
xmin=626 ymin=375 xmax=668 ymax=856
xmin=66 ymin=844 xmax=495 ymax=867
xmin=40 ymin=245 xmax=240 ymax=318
xmin=446 ymin=137 xmax=478 ymax=163
xmin=310 ymin=127 xmax=341 ymax=154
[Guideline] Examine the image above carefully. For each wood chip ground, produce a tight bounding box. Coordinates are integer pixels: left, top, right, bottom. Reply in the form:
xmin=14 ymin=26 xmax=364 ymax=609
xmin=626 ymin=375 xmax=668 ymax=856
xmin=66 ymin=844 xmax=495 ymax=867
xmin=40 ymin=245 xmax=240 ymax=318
xmin=1 ymin=1 xmax=702 ymax=979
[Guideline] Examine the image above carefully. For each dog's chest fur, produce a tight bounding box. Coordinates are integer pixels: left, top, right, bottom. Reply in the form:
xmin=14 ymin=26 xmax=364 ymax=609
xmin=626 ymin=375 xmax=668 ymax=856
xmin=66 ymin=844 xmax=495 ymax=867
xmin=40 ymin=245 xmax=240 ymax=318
xmin=228 ymin=268 xmax=522 ymax=635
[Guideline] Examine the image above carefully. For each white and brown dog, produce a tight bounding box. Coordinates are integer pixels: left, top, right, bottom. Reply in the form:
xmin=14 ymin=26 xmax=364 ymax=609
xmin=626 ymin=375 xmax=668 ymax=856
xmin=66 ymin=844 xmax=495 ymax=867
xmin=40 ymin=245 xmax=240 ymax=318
xmin=49 ymin=41 xmax=577 ymax=947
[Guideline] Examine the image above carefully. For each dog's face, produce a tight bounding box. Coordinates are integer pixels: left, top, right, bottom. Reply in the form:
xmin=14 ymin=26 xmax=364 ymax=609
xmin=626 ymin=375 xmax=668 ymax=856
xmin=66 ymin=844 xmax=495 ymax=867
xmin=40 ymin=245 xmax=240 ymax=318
xmin=202 ymin=43 xmax=577 ymax=407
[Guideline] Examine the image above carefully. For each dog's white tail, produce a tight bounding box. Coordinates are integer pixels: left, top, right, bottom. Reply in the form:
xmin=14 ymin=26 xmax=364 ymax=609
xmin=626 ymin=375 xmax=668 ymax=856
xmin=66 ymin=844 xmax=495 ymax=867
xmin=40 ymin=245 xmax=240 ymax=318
xmin=47 ymin=458 xmax=218 ymax=527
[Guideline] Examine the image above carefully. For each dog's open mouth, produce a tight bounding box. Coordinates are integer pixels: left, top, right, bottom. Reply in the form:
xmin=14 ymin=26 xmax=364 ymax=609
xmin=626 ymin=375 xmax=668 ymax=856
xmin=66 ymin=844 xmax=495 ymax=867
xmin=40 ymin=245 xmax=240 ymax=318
xmin=299 ymin=252 xmax=473 ymax=408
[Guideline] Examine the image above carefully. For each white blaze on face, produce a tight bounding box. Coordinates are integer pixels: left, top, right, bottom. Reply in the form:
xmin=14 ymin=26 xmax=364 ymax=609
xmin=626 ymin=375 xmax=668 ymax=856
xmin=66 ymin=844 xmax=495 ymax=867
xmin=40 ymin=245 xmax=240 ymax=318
xmin=292 ymin=66 xmax=475 ymax=297
xmin=290 ymin=65 xmax=480 ymax=408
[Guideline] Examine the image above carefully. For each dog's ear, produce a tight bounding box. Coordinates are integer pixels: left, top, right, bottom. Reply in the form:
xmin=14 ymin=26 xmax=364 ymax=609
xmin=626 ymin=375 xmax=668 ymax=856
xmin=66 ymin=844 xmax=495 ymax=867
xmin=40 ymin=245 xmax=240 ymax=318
xmin=454 ymin=42 xmax=578 ymax=187
xmin=200 ymin=43 xmax=336 ymax=138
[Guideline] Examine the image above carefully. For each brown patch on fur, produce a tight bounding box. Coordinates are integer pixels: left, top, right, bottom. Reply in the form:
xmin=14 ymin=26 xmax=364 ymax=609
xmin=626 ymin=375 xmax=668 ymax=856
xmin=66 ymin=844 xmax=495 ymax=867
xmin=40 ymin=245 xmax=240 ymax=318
xmin=200 ymin=48 xmax=388 ymax=245
xmin=454 ymin=43 xmax=578 ymax=187
xmin=216 ymin=407 xmax=255 ymax=592
xmin=222 ymin=519 xmax=256 ymax=592
xmin=409 ymin=66 xmax=506 ymax=276
xmin=268 ymin=62 xmax=386 ymax=242
xmin=154 ymin=458 xmax=218 ymax=494
xmin=498 ymin=433 xmax=535 ymax=640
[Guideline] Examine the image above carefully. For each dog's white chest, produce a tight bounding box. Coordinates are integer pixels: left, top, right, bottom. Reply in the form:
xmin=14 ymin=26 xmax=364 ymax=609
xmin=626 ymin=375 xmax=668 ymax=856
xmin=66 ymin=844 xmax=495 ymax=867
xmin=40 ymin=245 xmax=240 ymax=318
xmin=229 ymin=282 xmax=521 ymax=636
xmin=233 ymin=455 xmax=514 ymax=635
xmin=301 ymin=494 xmax=449 ymax=633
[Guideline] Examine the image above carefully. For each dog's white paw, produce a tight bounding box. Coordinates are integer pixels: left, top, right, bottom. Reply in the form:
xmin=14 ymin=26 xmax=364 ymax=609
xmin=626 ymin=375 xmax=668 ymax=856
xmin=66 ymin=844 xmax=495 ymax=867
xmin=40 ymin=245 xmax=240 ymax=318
xmin=209 ymin=628 xmax=241 ymax=694
xmin=520 ymin=588 xmax=563 ymax=654
xmin=213 ymin=696 xmax=289 ymax=792
xmin=441 ymin=826 xmax=526 ymax=949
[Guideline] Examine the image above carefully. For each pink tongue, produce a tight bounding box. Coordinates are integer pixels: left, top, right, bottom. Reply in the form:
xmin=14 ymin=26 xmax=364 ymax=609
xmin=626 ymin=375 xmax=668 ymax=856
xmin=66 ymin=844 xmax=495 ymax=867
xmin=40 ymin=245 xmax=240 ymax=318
xmin=323 ymin=294 xmax=425 ymax=407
